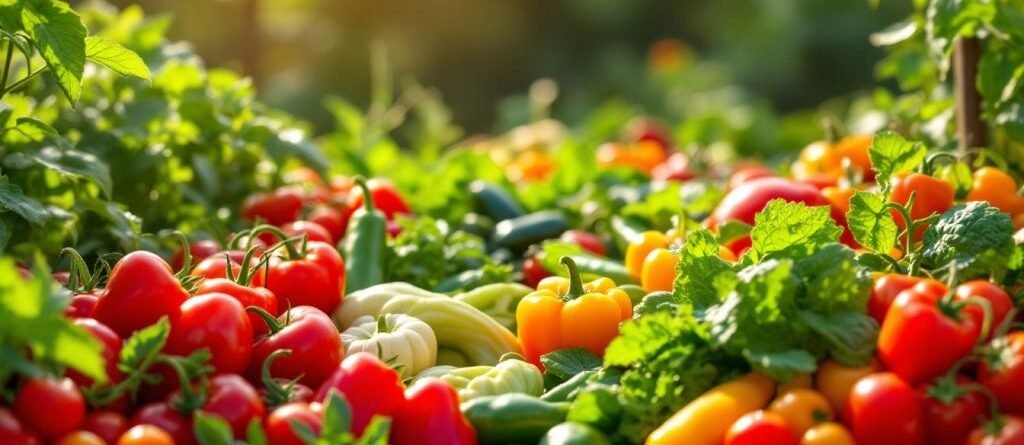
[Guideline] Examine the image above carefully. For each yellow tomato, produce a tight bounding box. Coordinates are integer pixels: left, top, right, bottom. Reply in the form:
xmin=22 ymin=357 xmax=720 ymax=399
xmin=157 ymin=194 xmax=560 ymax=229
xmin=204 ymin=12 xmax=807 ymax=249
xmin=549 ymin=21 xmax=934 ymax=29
xmin=778 ymin=373 xmax=812 ymax=393
xmin=641 ymin=248 xmax=678 ymax=292
xmin=814 ymin=359 xmax=880 ymax=415
xmin=769 ymin=388 xmax=834 ymax=436
xmin=801 ymin=422 xmax=856 ymax=445
xmin=625 ymin=231 xmax=669 ymax=280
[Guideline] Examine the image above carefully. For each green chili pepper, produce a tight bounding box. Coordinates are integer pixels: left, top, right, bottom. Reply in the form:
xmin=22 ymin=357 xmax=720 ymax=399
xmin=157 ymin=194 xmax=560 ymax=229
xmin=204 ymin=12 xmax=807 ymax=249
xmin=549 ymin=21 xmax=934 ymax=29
xmin=342 ymin=177 xmax=387 ymax=294
xmin=461 ymin=393 xmax=569 ymax=445
xmin=539 ymin=422 xmax=612 ymax=445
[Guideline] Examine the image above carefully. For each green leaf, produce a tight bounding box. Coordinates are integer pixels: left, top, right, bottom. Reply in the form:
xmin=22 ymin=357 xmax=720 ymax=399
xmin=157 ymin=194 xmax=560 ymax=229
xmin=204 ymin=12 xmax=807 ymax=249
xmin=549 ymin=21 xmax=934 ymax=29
xmin=30 ymin=147 xmax=113 ymax=198
xmin=632 ymin=292 xmax=679 ymax=320
xmin=246 ymin=419 xmax=269 ymax=445
xmin=869 ymin=18 xmax=919 ymax=46
xmin=717 ymin=220 xmax=752 ymax=245
xmin=925 ymin=0 xmax=996 ymax=75
xmin=748 ymin=199 xmax=842 ymax=261
xmin=321 ymin=390 xmax=354 ymax=442
xmin=868 ymin=131 xmax=927 ymax=192
xmin=193 ymin=412 xmax=235 ymax=445
xmin=540 ymin=348 xmax=603 ymax=381
xmin=800 ymin=311 xmax=879 ymax=367
xmin=85 ymin=35 xmax=151 ymax=80
xmin=0 ymin=181 xmax=49 ymax=225
xmin=743 ymin=349 xmax=818 ymax=380
xmin=567 ymin=384 xmax=623 ymax=432
xmin=21 ymin=0 xmax=87 ymax=104
xmin=846 ymin=191 xmax=898 ymax=253
xmin=921 ymin=202 xmax=1016 ymax=280
xmin=794 ymin=244 xmax=872 ymax=314
xmin=0 ymin=0 xmax=24 ymax=32
xmin=355 ymin=417 xmax=391 ymax=445
xmin=673 ymin=229 xmax=734 ymax=312
xmin=265 ymin=132 xmax=331 ymax=180
xmin=119 ymin=317 xmax=170 ymax=372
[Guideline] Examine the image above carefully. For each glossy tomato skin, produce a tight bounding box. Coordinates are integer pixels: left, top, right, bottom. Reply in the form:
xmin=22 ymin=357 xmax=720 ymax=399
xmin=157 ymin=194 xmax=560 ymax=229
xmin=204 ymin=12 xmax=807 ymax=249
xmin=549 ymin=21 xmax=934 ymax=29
xmin=308 ymin=206 xmax=348 ymax=244
xmin=130 ymin=402 xmax=193 ymax=445
xmin=165 ymin=293 xmax=253 ymax=375
xmin=978 ymin=332 xmax=1024 ymax=415
xmin=521 ymin=256 xmax=552 ymax=288
xmin=345 ymin=178 xmax=411 ymax=220
xmin=314 ymin=353 xmax=405 ymax=437
xmin=843 ymin=373 xmax=925 ymax=445
xmin=116 ymin=424 xmax=175 ymax=445
xmin=171 ymin=240 xmax=221 ymax=271
xmin=956 ymin=281 xmax=1015 ymax=338
xmin=258 ymin=220 xmax=334 ymax=246
xmin=869 ymin=274 xmax=924 ymax=324
xmin=919 ymin=377 xmax=989 ymax=445
xmin=249 ymin=306 xmax=343 ymax=388
xmin=560 ymin=230 xmax=607 ymax=256
xmin=68 ymin=318 xmax=123 ymax=389
xmin=14 ymin=377 xmax=86 ymax=441
xmin=878 ymin=281 xmax=981 ymax=386
xmin=0 ymin=407 xmax=41 ymax=445
xmin=890 ymin=173 xmax=954 ymax=238
xmin=728 ymin=165 xmax=774 ymax=189
xmin=81 ymin=411 xmax=128 ymax=445
xmin=190 ymin=255 xmax=266 ymax=288
xmin=265 ymin=241 xmax=345 ymax=313
xmin=651 ymin=153 xmax=697 ymax=182
xmin=199 ymin=375 xmax=265 ymax=438
xmin=195 ymin=278 xmax=277 ymax=338
xmin=241 ymin=188 xmax=305 ymax=226
xmin=967 ymin=415 xmax=1024 ymax=445
xmin=66 ymin=293 xmax=100 ymax=318
xmin=265 ymin=403 xmax=322 ymax=445
xmin=93 ymin=252 xmax=190 ymax=338
xmin=724 ymin=410 xmax=798 ymax=445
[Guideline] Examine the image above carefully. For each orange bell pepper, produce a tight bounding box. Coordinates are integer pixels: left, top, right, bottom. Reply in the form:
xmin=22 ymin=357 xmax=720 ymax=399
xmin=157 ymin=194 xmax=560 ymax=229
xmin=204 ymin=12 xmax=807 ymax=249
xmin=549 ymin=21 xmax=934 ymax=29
xmin=516 ymin=257 xmax=633 ymax=367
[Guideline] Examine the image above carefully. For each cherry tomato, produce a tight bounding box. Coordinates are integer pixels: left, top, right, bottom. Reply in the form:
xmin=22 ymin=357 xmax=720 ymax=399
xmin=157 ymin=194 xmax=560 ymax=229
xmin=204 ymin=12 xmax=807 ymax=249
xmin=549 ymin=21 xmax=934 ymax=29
xmin=14 ymin=377 xmax=86 ymax=441
xmin=956 ymin=280 xmax=1015 ymax=338
xmin=890 ymin=173 xmax=954 ymax=239
xmin=258 ymin=220 xmax=334 ymax=246
xmin=314 ymin=353 xmax=405 ymax=437
xmin=265 ymin=403 xmax=322 ymax=445
xmin=919 ymin=376 xmax=988 ymax=445
xmin=769 ymin=389 xmax=833 ymax=436
xmin=199 ymin=374 xmax=265 ymax=438
xmin=249 ymin=306 xmax=343 ymax=388
xmin=814 ymin=358 xmax=880 ymax=416
xmin=130 ymin=402 xmax=193 ymax=445
xmin=165 ymin=293 xmax=253 ymax=375
xmin=116 ymin=425 xmax=175 ymax=445
xmin=868 ymin=274 xmax=924 ymax=324
xmin=190 ymin=255 xmax=266 ymax=288
xmin=345 ymin=178 xmax=410 ymax=220
xmin=54 ymin=431 xmax=105 ymax=445
xmin=625 ymin=231 xmax=669 ymax=280
xmin=241 ymin=188 xmax=305 ymax=226
xmin=843 ymin=372 xmax=925 ymax=445
xmin=194 ymin=278 xmax=278 ymax=338
xmin=966 ymin=167 xmax=1024 ymax=215
xmin=521 ymin=256 xmax=551 ymax=288
xmin=967 ymin=415 xmax=1024 ymax=445
xmin=82 ymin=411 xmax=128 ymax=445
xmin=93 ymin=251 xmax=190 ymax=338
xmin=171 ymin=240 xmax=221 ymax=271
xmin=725 ymin=410 xmax=798 ymax=445
xmin=878 ymin=281 xmax=982 ymax=385
xmin=559 ymin=230 xmax=607 ymax=256
xmin=0 ymin=407 xmax=41 ymax=445
xmin=68 ymin=318 xmax=123 ymax=389
xmin=978 ymin=332 xmax=1024 ymax=415
xmin=728 ymin=165 xmax=775 ymax=189
xmin=596 ymin=141 xmax=668 ymax=175
xmin=641 ymin=248 xmax=678 ymax=292
xmin=66 ymin=294 xmax=99 ymax=319
xmin=800 ymin=422 xmax=855 ymax=445
xmin=265 ymin=240 xmax=345 ymax=313
xmin=308 ymin=205 xmax=348 ymax=244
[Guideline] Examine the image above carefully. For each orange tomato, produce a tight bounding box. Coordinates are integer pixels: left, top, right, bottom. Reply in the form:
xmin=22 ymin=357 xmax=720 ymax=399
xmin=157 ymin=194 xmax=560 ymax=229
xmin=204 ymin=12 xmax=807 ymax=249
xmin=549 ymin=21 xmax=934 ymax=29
xmin=966 ymin=167 xmax=1024 ymax=215
xmin=889 ymin=173 xmax=955 ymax=240
xmin=801 ymin=422 xmax=856 ymax=445
xmin=508 ymin=150 xmax=555 ymax=183
xmin=55 ymin=431 xmax=106 ymax=445
xmin=641 ymin=248 xmax=679 ymax=292
xmin=769 ymin=388 xmax=834 ymax=436
xmin=814 ymin=359 xmax=880 ymax=416
xmin=778 ymin=373 xmax=813 ymax=394
xmin=116 ymin=425 xmax=174 ymax=445
xmin=597 ymin=141 xmax=668 ymax=175
xmin=625 ymin=231 xmax=669 ymax=280
xmin=792 ymin=135 xmax=873 ymax=182
xmin=822 ymin=186 xmax=855 ymax=215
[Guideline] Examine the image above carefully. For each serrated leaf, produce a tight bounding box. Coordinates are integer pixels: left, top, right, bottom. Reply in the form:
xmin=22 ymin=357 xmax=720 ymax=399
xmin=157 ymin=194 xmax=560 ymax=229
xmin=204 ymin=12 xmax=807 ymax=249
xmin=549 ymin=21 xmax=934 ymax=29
xmin=749 ymin=199 xmax=842 ymax=261
xmin=0 ymin=181 xmax=50 ymax=226
xmin=85 ymin=35 xmax=151 ymax=80
xmin=801 ymin=311 xmax=879 ymax=367
xmin=21 ymin=0 xmax=86 ymax=104
xmin=540 ymin=348 xmax=602 ymax=380
xmin=193 ymin=412 xmax=235 ymax=445
xmin=846 ymin=191 xmax=898 ymax=253
xmin=673 ymin=229 xmax=734 ymax=313
xmin=119 ymin=317 xmax=170 ymax=371
xmin=868 ymin=131 xmax=927 ymax=192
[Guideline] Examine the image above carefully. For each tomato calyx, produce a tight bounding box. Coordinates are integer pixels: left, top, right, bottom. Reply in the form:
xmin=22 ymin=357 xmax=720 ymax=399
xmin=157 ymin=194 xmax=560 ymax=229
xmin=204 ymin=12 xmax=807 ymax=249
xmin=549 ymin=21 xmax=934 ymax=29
xmin=247 ymin=305 xmax=289 ymax=335
xmin=259 ymin=349 xmax=304 ymax=407
xmin=926 ymin=374 xmax=977 ymax=406
xmin=158 ymin=351 xmax=215 ymax=414
xmin=559 ymin=256 xmax=586 ymax=302
xmin=220 ymin=245 xmax=271 ymax=288
xmin=60 ymin=247 xmax=108 ymax=294
xmin=169 ymin=232 xmax=203 ymax=293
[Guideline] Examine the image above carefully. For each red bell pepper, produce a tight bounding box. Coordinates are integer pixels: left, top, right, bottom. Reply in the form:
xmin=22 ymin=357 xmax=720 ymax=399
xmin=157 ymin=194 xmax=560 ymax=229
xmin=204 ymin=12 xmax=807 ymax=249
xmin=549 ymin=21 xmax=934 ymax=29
xmin=391 ymin=378 xmax=477 ymax=445
xmin=313 ymin=352 xmax=405 ymax=437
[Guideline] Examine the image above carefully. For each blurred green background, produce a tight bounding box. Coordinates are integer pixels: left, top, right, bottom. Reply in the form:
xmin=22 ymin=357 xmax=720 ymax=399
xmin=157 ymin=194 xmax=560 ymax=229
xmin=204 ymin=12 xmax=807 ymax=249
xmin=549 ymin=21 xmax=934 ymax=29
xmin=104 ymin=0 xmax=910 ymax=134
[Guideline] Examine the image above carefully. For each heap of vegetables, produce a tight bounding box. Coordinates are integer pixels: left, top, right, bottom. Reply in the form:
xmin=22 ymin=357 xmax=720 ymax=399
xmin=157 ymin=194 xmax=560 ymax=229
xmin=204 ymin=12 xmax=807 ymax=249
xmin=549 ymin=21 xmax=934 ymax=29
xmin=2 ymin=0 xmax=1024 ymax=445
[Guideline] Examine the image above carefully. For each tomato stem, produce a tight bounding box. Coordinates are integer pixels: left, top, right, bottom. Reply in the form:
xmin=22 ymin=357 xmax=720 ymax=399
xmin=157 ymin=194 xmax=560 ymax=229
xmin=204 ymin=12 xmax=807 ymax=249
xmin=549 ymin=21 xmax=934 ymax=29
xmin=247 ymin=306 xmax=283 ymax=334
xmin=560 ymin=256 xmax=586 ymax=301
xmin=260 ymin=349 xmax=301 ymax=407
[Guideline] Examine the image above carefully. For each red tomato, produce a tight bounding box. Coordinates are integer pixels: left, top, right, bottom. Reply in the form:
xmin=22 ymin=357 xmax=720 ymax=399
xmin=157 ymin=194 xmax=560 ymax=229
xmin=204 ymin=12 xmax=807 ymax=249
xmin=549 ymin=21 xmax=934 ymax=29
xmin=258 ymin=220 xmax=335 ymax=246
xmin=391 ymin=378 xmax=477 ymax=445
xmin=265 ymin=241 xmax=345 ymax=313
xmin=920 ymin=376 xmax=989 ymax=445
xmin=844 ymin=373 xmax=925 ymax=445
xmin=967 ymin=415 xmax=1024 ymax=445
xmin=190 ymin=255 xmax=266 ymax=288
xmin=878 ymin=281 xmax=981 ymax=385
xmin=345 ymin=178 xmax=411 ymax=220
xmin=81 ymin=411 xmax=128 ymax=445
xmin=93 ymin=252 xmax=190 ymax=338
xmin=623 ymin=117 xmax=673 ymax=151
xmin=651 ymin=153 xmax=696 ymax=182
xmin=890 ymin=173 xmax=955 ymax=239
xmin=165 ymin=293 xmax=253 ymax=375
xmin=198 ymin=375 xmax=265 ymax=438
xmin=265 ymin=403 xmax=322 ymax=445
xmin=869 ymin=274 xmax=924 ymax=324
xmin=728 ymin=165 xmax=774 ymax=189
xmin=66 ymin=293 xmax=99 ymax=319
xmin=978 ymin=332 xmax=1024 ymax=415
xmin=68 ymin=318 xmax=123 ymax=389
xmin=521 ymin=256 xmax=552 ymax=288
xmin=956 ymin=281 xmax=1015 ymax=338
xmin=559 ymin=230 xmax=607 ymax=256
xmin=194 ymin=278 xmax=278 ymax=338
xmin=130 ymin=402 xmax=193 ymax=445
xmin=171 ymin=240 xmax=221 ymax=272
xmin=241 ymin=188 xmax=305 ymax=226
xmin=249 ymin=306 xmax=343 ymax=388
xmin=314 ymin=353 xmax=405 ymax=436
xmin=308 ymin=206 xmax=348 ymax=244
xmin=14 ymin=377 xmax=86 ymax=441
xmin=725 ymin=410 xmax=798 ymax=445
xmin=0 ymin=407 xmax=41 ymax=445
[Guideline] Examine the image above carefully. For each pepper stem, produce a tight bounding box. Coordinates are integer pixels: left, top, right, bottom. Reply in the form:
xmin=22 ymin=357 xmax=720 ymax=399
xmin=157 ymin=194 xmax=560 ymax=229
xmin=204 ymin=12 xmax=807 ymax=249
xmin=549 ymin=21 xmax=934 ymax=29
xmin=354 ymin=176 xmax=375 ymax=212
xmin=560 ymin=256 xmax=586 ymax=300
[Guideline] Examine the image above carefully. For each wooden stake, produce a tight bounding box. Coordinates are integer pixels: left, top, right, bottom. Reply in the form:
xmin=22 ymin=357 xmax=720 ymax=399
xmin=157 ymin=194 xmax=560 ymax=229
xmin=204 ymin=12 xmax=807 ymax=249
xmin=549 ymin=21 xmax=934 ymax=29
xmin=954 ymin=37 xmax=985 ymax=155
xmin=240 ymin=0 xmax=261 ymax=87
